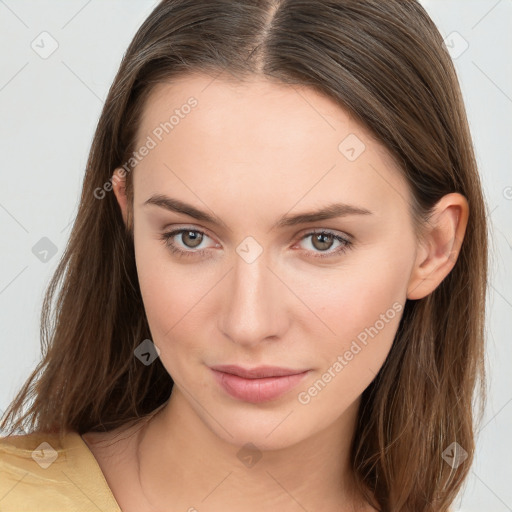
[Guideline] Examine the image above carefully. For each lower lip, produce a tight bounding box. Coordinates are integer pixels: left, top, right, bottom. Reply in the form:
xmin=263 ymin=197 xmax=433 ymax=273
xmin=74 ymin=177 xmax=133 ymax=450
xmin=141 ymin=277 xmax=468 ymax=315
xmin=210 ymin=369 xmax=310 ymax=403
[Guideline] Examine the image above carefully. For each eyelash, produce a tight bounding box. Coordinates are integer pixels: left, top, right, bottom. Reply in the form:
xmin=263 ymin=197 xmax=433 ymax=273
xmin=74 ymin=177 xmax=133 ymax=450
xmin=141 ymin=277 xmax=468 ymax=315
xmin=159 ymin=228 xmax=353 ymax=260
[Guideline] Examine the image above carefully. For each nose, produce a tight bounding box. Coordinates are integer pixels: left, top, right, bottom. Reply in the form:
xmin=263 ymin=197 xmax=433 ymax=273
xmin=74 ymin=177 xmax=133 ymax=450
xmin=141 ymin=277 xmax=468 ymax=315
xmin=218 ymin=247 xmax=289 ymax=348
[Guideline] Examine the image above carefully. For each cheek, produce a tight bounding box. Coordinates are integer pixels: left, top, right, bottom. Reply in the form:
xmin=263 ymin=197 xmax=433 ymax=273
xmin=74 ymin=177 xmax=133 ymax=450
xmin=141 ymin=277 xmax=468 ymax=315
xmin=133 ymin=236 xmax=220 ymax=369
xmin=134 ymin=237 xmax=190 ymax=339
xmin=134 ymin=250 xmax=193 ymax=379
xmin=293 ymin=261 xmax=408 ymax=408
xmin=292 ymin=242 xmax=413 ymax=365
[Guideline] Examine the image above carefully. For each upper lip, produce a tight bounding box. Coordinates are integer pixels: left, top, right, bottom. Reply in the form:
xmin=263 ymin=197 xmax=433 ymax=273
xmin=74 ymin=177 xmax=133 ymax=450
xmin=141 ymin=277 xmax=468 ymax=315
xmin=210 ymin=364 xmax=309 ymax=379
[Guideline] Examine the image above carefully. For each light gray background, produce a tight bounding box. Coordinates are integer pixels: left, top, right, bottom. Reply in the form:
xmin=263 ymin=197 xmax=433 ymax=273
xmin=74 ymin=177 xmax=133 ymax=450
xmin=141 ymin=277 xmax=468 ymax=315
xmin=0 ymin=1 xmax=511 ymax=510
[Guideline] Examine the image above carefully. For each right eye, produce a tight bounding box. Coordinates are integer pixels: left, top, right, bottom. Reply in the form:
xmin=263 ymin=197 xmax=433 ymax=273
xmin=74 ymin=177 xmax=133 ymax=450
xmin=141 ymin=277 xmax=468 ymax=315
xmin=159 ymin=228 xmax=218 ymax=258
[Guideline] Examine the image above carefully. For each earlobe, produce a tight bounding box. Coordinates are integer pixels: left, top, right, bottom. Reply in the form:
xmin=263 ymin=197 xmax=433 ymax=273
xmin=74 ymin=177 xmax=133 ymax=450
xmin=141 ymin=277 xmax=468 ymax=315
xmin=112 ymin=168 xmax=129 ymax=227
xmin=407 ymin=193 xmax=469 ymax=300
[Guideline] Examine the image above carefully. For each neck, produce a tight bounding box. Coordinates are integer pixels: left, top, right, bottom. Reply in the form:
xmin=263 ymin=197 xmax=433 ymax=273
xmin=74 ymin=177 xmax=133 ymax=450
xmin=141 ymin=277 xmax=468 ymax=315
xmin=134 ymin=388 xmax=373 ymax=512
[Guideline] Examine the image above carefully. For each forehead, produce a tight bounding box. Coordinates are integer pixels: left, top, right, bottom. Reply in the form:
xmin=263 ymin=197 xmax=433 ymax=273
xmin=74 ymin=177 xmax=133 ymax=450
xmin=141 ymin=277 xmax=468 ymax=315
xmin=133 ymin=72 xmax=410 ymax=219
xmin=138 ymin=72 xmax=363 ymax=152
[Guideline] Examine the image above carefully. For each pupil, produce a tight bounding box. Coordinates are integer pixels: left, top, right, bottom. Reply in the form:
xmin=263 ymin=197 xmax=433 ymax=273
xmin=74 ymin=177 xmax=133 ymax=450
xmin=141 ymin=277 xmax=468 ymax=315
xmin=184 ymin=231 xmax=202 ymax=248
xmin=314 ymin=233 xmax=332 ymax=251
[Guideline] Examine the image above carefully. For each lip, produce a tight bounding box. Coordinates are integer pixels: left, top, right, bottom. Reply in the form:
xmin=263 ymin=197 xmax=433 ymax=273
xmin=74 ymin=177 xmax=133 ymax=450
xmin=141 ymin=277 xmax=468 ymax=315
xmin=210 ymin=364 xmax=309 ymax=379
xmin=209 ymin=365 xmax=310 ymax=403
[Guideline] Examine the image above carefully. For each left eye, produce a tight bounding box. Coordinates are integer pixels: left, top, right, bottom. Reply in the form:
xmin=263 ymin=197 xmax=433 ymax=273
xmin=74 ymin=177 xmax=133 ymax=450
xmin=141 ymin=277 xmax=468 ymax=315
xmin=295 ymin=230 xmax=352 ymax=258
xmin=159 ymin=228 xmax=352 ymax=259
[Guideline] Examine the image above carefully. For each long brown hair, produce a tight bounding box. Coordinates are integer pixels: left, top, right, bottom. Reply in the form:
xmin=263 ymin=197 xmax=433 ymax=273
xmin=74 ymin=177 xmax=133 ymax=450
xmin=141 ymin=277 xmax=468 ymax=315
xmin=1 ymin=1 xmax=488 ymax=510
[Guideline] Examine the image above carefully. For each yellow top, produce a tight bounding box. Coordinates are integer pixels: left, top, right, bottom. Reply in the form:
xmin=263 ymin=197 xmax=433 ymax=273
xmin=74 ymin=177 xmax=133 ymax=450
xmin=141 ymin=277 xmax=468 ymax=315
xmin=0 ymin=431 xmax=122 ymax=512
xmin=0 ymin=430 xmax=457 ymax=511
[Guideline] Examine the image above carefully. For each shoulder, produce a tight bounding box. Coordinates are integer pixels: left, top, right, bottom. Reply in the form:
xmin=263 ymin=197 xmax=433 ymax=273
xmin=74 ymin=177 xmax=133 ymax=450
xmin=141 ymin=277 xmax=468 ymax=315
xmin=0 ymin=430 xmax=121 ymax=512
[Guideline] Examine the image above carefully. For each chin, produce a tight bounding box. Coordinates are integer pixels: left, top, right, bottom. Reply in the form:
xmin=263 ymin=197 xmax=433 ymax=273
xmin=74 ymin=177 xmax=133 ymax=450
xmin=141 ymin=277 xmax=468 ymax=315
xmin=204 ymin=407 xmax=311 ymax=453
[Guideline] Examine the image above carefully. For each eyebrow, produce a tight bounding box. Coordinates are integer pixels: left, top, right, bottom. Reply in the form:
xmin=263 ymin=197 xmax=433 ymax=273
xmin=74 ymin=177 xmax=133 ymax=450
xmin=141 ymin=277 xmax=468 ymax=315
xmin=143 ymin=194 xmax=373 ymax=231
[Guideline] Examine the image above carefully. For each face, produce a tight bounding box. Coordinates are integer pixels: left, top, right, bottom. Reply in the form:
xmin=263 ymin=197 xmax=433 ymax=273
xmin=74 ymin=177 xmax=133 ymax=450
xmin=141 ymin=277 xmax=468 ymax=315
xmin=116 ymin=72 xmax=420 ymax=450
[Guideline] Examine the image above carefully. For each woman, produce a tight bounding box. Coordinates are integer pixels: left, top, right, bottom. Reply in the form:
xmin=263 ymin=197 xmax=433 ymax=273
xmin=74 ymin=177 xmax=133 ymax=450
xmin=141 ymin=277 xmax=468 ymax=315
xmin=0 ymin=1 xmax=488 ymax=511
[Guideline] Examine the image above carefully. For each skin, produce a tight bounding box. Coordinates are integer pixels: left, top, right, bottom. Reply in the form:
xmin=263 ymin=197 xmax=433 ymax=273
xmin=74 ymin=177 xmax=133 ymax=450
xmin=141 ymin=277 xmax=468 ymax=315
xmin=82 ymin=72 xmax=469 ymax=512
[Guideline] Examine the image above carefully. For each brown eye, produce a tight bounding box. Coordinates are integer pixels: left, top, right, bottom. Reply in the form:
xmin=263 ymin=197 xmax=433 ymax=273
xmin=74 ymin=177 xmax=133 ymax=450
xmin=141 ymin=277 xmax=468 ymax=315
xmin=180 ymin=230 xmax=203 ymax=248
xmin=160 ymin=228 xmax=216 ymax=259
xmin=311 ymin=232 xmax=335 ymax=251
xmin=296 ymin=230 xmax=352 ymax=259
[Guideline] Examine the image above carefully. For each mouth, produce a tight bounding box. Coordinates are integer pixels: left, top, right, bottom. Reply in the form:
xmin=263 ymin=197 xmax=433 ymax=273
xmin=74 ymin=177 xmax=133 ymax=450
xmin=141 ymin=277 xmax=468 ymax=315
xmin=210 ymin=364 xmax=309 ymax=379
xmin=209 ymin=365 xmax=310 ymax=403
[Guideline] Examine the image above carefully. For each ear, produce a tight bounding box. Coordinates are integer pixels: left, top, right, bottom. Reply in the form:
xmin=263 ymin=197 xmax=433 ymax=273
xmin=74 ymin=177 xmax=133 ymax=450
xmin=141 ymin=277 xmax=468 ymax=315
xmin=112 ymin=168 xmax=129 ymax=227
xmin=407 ymin=193 xmax=469 ymax=300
